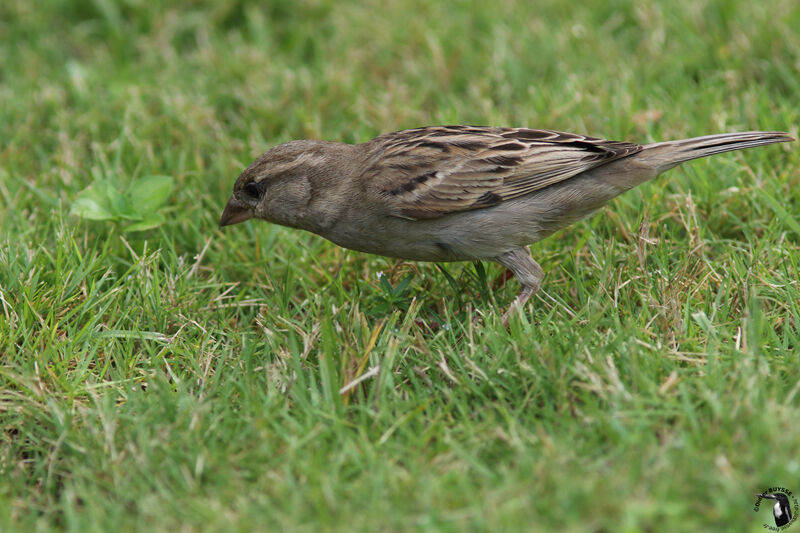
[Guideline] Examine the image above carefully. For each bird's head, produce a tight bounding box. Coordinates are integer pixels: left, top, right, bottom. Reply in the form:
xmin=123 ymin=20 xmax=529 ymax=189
xmin=759 ymin=493 xmax=791 ymax=505
xmin=219 ymin=140 xmax=347 ymax=230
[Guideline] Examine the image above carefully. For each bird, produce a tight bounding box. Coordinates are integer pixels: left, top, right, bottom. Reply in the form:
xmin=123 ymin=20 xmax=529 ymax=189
xmin=219 ymin=126 xmax=794 ymax=322
xmin=758 ymin=492 xmax=793 ymax=527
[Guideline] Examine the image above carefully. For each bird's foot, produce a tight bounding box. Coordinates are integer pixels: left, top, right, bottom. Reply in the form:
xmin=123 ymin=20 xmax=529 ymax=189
xmin=501 ymin=286 xmax=535 ymax=328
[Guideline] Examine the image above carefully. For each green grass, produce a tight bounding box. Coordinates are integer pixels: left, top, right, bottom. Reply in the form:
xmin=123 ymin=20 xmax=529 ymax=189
xmin=2 ymin=0 xmax=799 ymax=531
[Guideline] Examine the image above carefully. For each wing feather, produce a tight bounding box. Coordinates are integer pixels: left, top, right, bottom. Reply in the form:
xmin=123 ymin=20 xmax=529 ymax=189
xmin=364 ymin=126 xmax=642 ymax=219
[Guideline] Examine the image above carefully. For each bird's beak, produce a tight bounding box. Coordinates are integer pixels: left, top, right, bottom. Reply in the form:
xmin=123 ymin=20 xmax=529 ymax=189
xmin=219 ymin=197 xmax=253 ymax=227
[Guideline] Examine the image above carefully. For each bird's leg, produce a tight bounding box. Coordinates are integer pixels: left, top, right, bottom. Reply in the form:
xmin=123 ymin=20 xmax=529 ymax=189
xmin=494 ymin=247 xmax=544 ymax=326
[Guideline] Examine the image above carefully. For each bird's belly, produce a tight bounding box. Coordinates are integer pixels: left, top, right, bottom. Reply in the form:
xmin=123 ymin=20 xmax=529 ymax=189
xmin=320 ymin=179 xmax=621 ymax=262
xmin=323 ymin=227 xmax=472 ymax=262
xmin=321 ymin=209 xmax=543 ymax=262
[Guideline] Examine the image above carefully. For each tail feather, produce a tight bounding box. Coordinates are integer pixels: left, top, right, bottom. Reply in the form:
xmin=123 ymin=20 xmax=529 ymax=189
xmin=641 ymin=131 xmax=794 ymax=172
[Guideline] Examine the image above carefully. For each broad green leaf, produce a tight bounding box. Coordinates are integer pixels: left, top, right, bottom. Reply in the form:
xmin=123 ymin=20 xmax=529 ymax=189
xmin=99 ymin=180 xmax=130 ymax=218
xmin=124 ymin=212 xmax=165 ymax=232
xmin=127 ymin=175 xmax=174 ymax=212
xmin=70 ymin=182 xmax=114 ymax=220
xmin=70 ymin=195 xmax=114 ymax=220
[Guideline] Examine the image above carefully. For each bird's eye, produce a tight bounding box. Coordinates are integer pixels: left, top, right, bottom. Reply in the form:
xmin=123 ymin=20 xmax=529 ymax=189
xmin=242 ymin=181 xmax=262 ymax=200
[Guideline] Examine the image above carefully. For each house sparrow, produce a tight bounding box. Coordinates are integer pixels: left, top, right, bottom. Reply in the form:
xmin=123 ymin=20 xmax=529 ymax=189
xmin=220 ymin=126 xmax=793 ymax=321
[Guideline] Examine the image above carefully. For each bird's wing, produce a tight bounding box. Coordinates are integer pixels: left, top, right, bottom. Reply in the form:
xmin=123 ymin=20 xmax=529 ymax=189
xmin=364 ymin=126 xmax=642 ymax=220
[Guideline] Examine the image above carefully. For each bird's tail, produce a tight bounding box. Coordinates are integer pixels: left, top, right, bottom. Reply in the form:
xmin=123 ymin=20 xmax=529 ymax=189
xmin=640 ymin=131 xmax=794 ymax=173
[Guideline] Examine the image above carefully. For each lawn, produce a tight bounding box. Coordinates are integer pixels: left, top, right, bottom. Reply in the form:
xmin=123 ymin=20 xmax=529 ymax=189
xmin=1 ymin=0 xmax=799 ymax=531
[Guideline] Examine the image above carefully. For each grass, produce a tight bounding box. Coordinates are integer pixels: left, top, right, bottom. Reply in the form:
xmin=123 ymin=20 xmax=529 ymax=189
xmin=1 ymin=0 xmax=799 ymax=531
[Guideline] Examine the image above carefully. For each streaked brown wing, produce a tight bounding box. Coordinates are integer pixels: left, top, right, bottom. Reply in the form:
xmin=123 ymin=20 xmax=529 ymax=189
xmin=364 ymin=126 xmax=642 ymax=219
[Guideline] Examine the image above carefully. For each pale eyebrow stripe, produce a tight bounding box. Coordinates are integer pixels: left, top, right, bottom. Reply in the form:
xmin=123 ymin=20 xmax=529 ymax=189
xmin=254 ymin=152 xmax=328 ymax=181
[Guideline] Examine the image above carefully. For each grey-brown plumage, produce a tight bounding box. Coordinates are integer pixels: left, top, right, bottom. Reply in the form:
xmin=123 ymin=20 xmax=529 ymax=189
xmin=220 ymin=126 xmax=794 ymax=321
